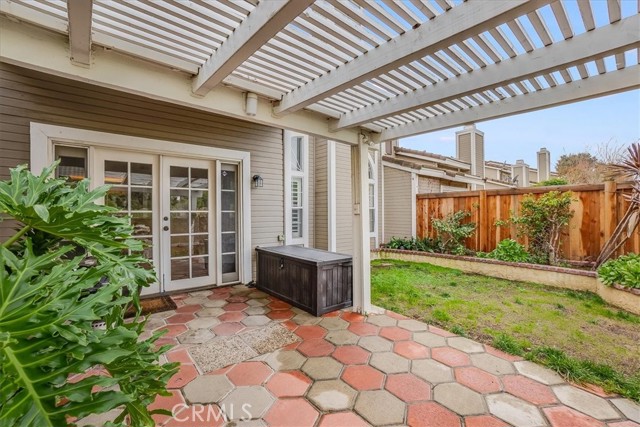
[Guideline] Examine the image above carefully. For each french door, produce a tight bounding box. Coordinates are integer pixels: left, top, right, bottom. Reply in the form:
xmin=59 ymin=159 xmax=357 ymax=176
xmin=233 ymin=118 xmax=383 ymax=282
xmin=92 ymin=149 xmax=240 ymax=294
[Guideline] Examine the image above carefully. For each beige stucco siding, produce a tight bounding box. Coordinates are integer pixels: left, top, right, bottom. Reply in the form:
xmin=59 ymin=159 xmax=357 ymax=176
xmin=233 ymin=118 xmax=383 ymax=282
xmin=0 ymin=63 xmax=292 ymax=278
xmin=383 ymin=166 xmax=413 ymax=242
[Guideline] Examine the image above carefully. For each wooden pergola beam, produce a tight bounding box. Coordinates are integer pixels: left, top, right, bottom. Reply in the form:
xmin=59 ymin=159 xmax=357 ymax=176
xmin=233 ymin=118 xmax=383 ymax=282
xmin=67 ymin=0 xmax=93 ymax=67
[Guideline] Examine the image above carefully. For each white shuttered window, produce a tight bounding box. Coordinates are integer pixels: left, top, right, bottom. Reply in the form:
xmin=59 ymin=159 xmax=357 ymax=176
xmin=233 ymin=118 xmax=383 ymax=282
xmin=284 ymin=131 xmax=309 ymax=246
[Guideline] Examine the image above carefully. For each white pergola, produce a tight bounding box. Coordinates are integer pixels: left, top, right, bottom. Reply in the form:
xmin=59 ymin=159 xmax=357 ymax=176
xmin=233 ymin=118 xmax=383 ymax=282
xmin=1 ymin=0 xmax=638 ymax=311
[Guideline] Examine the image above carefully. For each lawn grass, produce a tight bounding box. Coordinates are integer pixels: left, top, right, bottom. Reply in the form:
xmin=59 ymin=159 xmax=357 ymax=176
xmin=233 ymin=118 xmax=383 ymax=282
xmin=371 ymin=259 xmax=640 ymax=401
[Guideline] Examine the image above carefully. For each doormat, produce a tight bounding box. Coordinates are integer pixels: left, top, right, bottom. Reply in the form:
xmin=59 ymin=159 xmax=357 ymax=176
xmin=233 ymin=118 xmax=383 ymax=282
xmin=125 ymin=296 xmax=177 ymax=318
xmin=188 ymin=324 xmax=300 ymax=373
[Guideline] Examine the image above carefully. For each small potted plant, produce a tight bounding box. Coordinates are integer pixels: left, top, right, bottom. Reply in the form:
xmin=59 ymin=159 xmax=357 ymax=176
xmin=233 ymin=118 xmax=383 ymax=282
xmin=597 ymin=253 xmax=640 ymax=295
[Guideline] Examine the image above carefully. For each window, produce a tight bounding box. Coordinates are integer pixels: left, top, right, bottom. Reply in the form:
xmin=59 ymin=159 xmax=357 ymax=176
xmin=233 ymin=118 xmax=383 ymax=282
xmin=284 ymin=131 xmax=309 ymax=246
xmin=368 ymin=153 xmax=378 ymax=243
xmin=54 ymin=145 xmax=87 ymax=184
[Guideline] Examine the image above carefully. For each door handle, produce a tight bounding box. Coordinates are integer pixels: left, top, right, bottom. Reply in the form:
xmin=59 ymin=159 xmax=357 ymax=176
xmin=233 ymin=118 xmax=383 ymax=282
xmin=163 ymin=226 xmax=169 ymax=231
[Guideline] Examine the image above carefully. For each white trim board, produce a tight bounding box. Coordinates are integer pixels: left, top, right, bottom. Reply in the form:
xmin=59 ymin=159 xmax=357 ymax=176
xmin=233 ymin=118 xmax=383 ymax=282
xmin=29 ymin=122 xmax=253 ymax=286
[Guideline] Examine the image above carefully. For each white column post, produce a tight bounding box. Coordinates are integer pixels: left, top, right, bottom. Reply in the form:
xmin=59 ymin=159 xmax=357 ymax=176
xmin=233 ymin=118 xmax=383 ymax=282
xmin=351 ymin=138 xmax=372 ymax=313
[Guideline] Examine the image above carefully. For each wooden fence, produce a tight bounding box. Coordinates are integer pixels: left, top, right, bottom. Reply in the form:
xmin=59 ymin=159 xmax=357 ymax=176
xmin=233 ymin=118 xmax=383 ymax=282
xmin=416 ymin=182 xmax=639 ymax=262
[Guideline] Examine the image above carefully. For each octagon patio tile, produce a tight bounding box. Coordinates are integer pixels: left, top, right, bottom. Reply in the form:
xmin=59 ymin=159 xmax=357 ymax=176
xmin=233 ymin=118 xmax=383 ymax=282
xmin=177 ymin=328 xmax=216 ymax=344
xmin=347 ymin=322 xmax=380 ymax=336
xmin=413 ymin=331 xmax=447 ymax=348
xmin=149 ymin=389 xmax=185 ymax=426
xmin=407 ymin=401 xmax=462 ymax=427
xmin=325 ymin=329 xmax=359 ymax=345
xmin=342 ymin=365 xmax=385 ymax=390
xmin=432 ymin=347 xmax=471 ymax=367
xmin=295 ymin=325 xmax=327 ymax=340
xmin=227 ymin=295 xmax=248 ymax=303
xmin=447 ymin=336 xmax=485 ymax=353
xmin=268 ymin=300 xmax=292 ymax=310
xmin=318 ymin=317 xmax=349 ymax=330
xmin=340 ymin=311 xmax=366 ymax=322
xmin=611 ymin=399 xmax=640 ymax=423
xmin=357 ymin=335 xmax=393 ymax=353
xmin=218 ymin=311 xmax=246 ymax=322
xmin=212 ymin=322 xmax=244 ymax=336
xmin=175 ymin=304 xmax=202 ymax=314
xmin=543 ymin=406 xmax=606 ymax=427
xmin=202 ymin=299 xmax=227 ymax=308
xmin=552 ymin=385 xmax=619 ymax=420
xmin=385 ymin=373 xmax=431 ymax=402
xmin=486 ymin=393 xmax=547 ymax=427
xmin=379 ymin=326 xmax=412 ymax=341
xmin=183 ymin=375 xmax=234 ymax=403
xmin=197 ymin=307 xmax=225 ymax=317
xmin=514 ymin=360 xmax=563 ymax=385
xmin=263 ymin=350 xmax=306 ymax=371
xmin=166 ymin=313 xmax=197 ymax=324
xmin=244 ymin=306 xmax=271 ymax=315
xmin=369 ymin=351 xmax=410 ymax=374
xmin=264 ymin=398 xmax=319 ymax=427
xmin=471 ymin=353 xmax=516 ymax=376
xmin=220 ymin=387 xmax=274 ymax=420
xmin=266 ymin=310 xmax=295 ymax=321
xmin=412 ymin=358 xmax=454 ymax=384
xmin=397 ymin=319 xmax=429 ymax=332
xmin=241 ymin=315 xmax=271 ymax=327
xmin=433 ymin=382 xmax=486 ymax=416
xmin=355 ymin=390 xmax=405 ymax=426
xmin=464 ymin=415 xmax=511 ymax=427
xmin=167 ymin=363 xmax=198 ymax=389
xmin=187 ymin=316 xmax=220 ymax=330
xmin=366 ymin=314 xmax=397 ymax=327
xmin=302 ymin=356 xmax=343 ymax=380
xmin=223 ymin=302 xmax=248 ymax=312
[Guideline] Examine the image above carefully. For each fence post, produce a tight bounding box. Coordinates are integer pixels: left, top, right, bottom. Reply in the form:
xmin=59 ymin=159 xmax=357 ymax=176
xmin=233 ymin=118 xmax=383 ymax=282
xmin=603 ymin=180 xmax=617 ymax=251
xmin=478 ymin=190 xmax=487 ymax=252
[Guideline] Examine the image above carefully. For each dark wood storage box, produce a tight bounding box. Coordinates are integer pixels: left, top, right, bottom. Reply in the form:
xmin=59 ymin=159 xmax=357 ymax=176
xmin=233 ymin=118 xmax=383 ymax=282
xmin=256 ymin=245 xmax=353 ymax=316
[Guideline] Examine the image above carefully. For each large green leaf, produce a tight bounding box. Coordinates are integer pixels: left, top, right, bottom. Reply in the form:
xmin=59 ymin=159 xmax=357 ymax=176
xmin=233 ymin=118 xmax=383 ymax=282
xmin=0 ymin=164 xmax=178 ymax=426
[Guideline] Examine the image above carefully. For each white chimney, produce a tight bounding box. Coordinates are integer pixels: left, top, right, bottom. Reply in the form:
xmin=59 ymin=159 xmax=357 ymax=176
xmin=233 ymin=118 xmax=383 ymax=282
xmin=456 ymin=124 xmax=485 ymax=189
xmin=511 ymin=160 xmax=530 ymax=187
xmin=537 ymin=147 xmax=551 ymax=182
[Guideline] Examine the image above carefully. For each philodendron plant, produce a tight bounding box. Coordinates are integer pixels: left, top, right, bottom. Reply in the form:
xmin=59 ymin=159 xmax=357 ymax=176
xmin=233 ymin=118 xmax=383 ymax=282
xmin=0 ymin=163 xmax=178 ymax=426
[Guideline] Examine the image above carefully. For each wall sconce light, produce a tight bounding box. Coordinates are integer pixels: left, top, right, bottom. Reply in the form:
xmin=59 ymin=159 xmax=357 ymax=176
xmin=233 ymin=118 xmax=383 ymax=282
xmin=245 ymin=92 xmax=258 ymax=116
xmin=252 ymin=174 xmax=264 ymax=188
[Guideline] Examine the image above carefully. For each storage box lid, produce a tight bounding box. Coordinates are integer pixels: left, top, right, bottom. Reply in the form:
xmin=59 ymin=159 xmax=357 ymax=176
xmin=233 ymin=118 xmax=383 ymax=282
xmin=256 ymin=245 xmax=352 ymax=265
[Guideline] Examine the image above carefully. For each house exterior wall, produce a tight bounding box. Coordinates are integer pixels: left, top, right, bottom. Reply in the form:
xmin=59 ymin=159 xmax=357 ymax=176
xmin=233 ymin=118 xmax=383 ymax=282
xmin=0 ymin=63 xmax=297 ymax=278
xmin=383 ymin=166 xmax=413 ymax=241
xmin=335 ymin=142 xmax=353 ymax=254
xmin=314 ymin=140 xmax=328 ymax=251
xmin=417 ymin=176 xmax=441 ymax=194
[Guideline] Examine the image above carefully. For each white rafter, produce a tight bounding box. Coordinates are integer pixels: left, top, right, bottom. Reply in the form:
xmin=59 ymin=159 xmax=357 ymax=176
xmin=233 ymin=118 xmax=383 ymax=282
xmin=333 ymin=14 xmax=640 ymax=130
xmin=192 ymin=0 xmax=314 ymax=96
xmin=273 ymin=0 xmax=553 ymax=115
xmin=377 ymin=65 xmax=640 ymax=141
xmin=67 ymin=0 xmax=92 ymax=66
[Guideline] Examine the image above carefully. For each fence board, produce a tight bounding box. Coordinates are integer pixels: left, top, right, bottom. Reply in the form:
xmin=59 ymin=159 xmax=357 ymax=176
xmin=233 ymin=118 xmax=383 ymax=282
xmin=416 ymin=182 xmax=638 ymax=262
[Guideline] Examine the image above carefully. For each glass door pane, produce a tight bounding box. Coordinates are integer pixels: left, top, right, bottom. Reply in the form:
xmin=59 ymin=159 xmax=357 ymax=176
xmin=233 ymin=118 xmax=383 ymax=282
xmin=220 ymin=164 xmax=239 ymax=282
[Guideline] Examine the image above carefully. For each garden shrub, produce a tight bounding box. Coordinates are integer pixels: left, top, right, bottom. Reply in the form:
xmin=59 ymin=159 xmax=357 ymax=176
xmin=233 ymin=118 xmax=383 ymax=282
xmin=386 ymin=236 xmax=441 ymax=252
xmin=498 ymin=191 xmax=574 ymax=265
xmin=534 ymin=177 xmax=569 ymax=187
xmin=598 ymin=253 xmax=640 ymax=289
xmin=431 ymin=210 xmax=476 ymax=255
xmin=482 ymin=239 xmax=531 ymax=263
xmin=0 ymin=163 xmax=178 ymax=426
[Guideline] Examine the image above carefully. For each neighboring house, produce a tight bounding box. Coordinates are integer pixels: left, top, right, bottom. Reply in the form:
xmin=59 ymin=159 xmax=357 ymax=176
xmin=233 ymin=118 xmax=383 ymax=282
xmin=377 ymin=125 xmax=556 ymax=243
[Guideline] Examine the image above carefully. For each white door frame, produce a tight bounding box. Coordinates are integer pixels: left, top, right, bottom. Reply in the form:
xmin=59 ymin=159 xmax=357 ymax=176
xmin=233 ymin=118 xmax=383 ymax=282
xmin=30 ymin=122 xmax=252 ymax=288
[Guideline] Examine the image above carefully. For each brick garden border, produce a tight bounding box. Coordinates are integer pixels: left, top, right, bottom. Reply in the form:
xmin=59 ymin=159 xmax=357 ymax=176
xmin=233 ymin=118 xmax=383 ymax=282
xmin=371 ymin=249 xmax=639 ymax=315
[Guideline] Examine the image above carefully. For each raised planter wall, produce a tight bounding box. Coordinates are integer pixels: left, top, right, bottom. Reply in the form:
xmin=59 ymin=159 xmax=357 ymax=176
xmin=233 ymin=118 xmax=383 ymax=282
xmin=372 ymin=249 xmax=640 ymax=315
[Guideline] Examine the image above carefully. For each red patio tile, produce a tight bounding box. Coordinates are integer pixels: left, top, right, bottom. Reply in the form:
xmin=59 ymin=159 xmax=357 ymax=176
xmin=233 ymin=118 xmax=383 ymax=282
xmin=167 ymin=364 xmax=198 ymax=389
xmin=166 ymin=313 xmax=197 ymax=324
xmin=428 ymin=325 xmax=457 ymax=337
xmin=342 ymin=365 xmax=385 ymax=390
xmin=267 ymin=309 xmax=295 ymax=320
xmin=432 ymin=347 xmax=471 ymax=367
xmin=266 ymin=371 xmax=312 ymax=397
xmin=295 ymin=325 xmax=327 ymax=340
xmin=297 ymin=338 xmax=335 ymax=357
xmin=264 ymin=398 xmax=319 ymax=427
xmin=155 ymin=337 xmax=178 ymax=348
xmin=341 ymin=311 xmax=365 ymax=322
xmin=159 ymin=324 xmax=188 ymax=339
xmin=218 ymin=311 xmax=246 ymax=322
xmin=394 ymin=341 xmax=430 ymax=359
xmin=175 ymin=304 xmax=202 ymax=314
xmin=379 ymin=326 xmax=412 ymax=341
xmin=206 ymin=365 xmax=232 ymax=376
xmin=222 ymin=302 xmax=248 ymax=312
xmin=227 ymin=361 xmax=273 ymax=386
xmin=385 ymin=373 xmax=431 ymax=402
xmin=609 ymin=422 xmax=640 ymax=427
xmin=455 ymin=367 xmax=501 ymax=393
xmin=166 ymin=348 xmax=194 ymax=364
xmin=543 ymin=406 xmax=605 ymax=427
xmin=226 ymin=295 xmax=248 ymax=303
xmin=281 ymin=320 xmax=298 ymax=331
xmin=332 ymin=345 xmax=370 ymax=365
xmin=407 ymin=401 xmax=461 ymax=427
xmin=318 ymin=412 xmax=370 ymax=427
xmin=347 ymin=322 xmax=380 ymax=336
xmin=268 ymin=300 xmax=292 ymax=310
xmin=485 ymin=345 xmax=523 ymax=362
xmin=163 ymin=404 xmax=225 ymax=427
xmin=283 ymin=341 xmax=300 ymax=350
xmin=386 ymin=310 xmax=410 ymax=320
xmin=502 ymin=375 xmax=557 ymax=405
xmin=464 ymin=415 xmax=511 ymax=427
xmin=149 ymin=389 xmax=185 ymax=425
xmin=212 ymin=322 xmax=244 ymax=336
xmin=322 ymin=310 xmax=341 ymax=317
xmin=208 ymin=293 xmax=229 ymax=300
xmin=573 ymin=382 xmax=617 ymax=398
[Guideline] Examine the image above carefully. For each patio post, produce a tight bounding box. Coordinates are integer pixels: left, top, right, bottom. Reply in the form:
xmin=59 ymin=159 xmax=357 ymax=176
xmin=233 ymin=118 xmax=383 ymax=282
xmin=351 ymin=137 xmax=372 ymax=313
